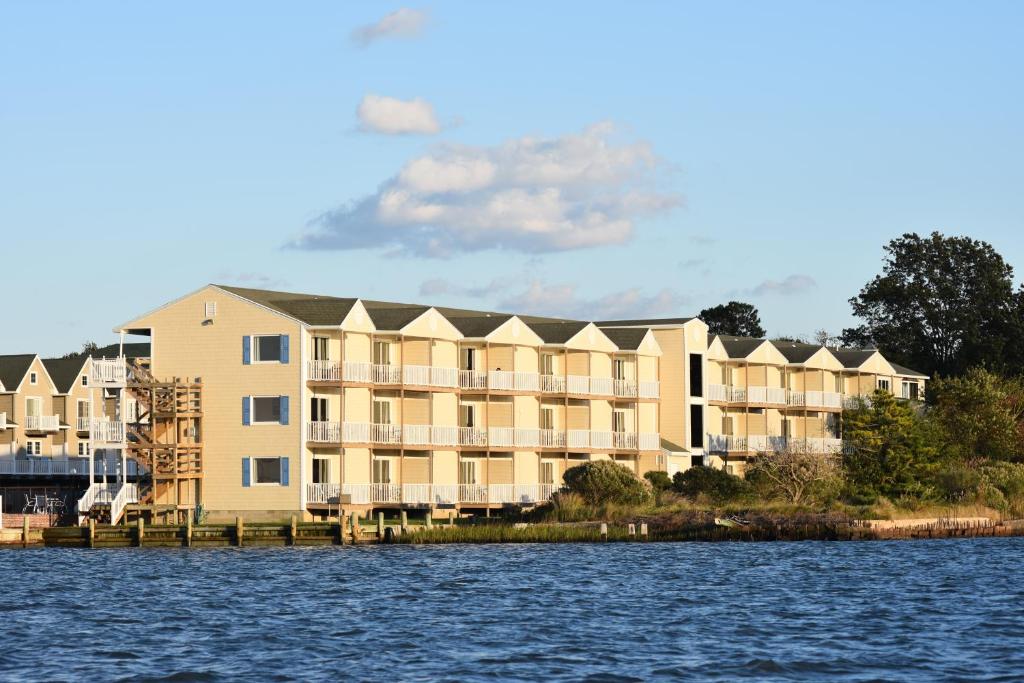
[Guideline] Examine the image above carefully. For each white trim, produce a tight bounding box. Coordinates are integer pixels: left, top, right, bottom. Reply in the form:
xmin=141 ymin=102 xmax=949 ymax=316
xmin=249 ymin=395 xmax=286 ymax=425
xmin=250 ymin=456 xmax=285 ymax=486
xmin=13 ymin=355 xmax=59 ymax=394
xmin=299 ymin=331 xmax=307 ymax=509
xmin=250 ymin=333 xmax=288 ymax=364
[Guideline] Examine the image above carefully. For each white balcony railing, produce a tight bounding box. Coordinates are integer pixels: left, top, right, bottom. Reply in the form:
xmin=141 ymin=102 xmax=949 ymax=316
xmin=567 ymin=375 xmax=590 ymax=395
xmin=76 ymin=482 xmax=118 ymax=517
xmin=431 ymin=425 xmax=459 ymax=447
xmin=590 ymin=431 xmax=613 ymax=449
xmin=306 ymin=421 xmax=341 ymax=443
xmin=540 ymin=428 xmax=566 ymax=448
xmin=343 ymin=361 xmax=371 ymax=383
xmin=567 ymin=429 xmax=590 ymax=449
xmin=589 ymin=378 xmax=614 ymax=396
xmin=109 ymin=483 xmax=140 ymax=525
xmin=708 ymin=384 xmax=729 ymax=402
xmin=371 ymin=364 xmax=402 ymax=384
xmin=371 ymin=484 xmax=402 ymax=503
xmin=90 ymin=419 xmax=125 ymax=444
xmin=613 ymin=431 xmax=637 ymax=449
xmin=638 ymin=381 xmax=660 ymax=399
xmin=459 ymin=484 xmax=489 ymax=503
xmin=307 ymin=360 xmax=340 ymax=382
xmin=403 ymin=424 xmax=432 ymax=446
xmin=459 ymin=370 xmax=488 ymax=390
xmin=612 ymin=379 xmax=638 ymax=398
xmin=370 ymin=423 xmax=402 ymax=445
xmin=514 ymin=428 xmax=541 ymax=448
xmin=541 ymin=374 xmax=566 ymax=393
xmin=24 ymin=415 xmax=60 ymax=432
xmin=0 ymin=412 xmax=6 ymax=430
xmin=0 ymin=457 xmax=93 ymax=477
xmin=458 ymin=427 xmax=488 ymax=447
xmin=708 ymin=434 xmax=845 ymax=454
xmin=308 ymin=483 xmax=560 ymax=507
xmin=76 ymin=416 xmax=91 ymax=432
xmin=90 ymin=358 xmax=127 ymax=386
xmin=488 ymin=371 xmax=540 ymax=392
xmin=343 ymin=421 xmax=370 ymax=443
xmin=488 ymin=427 xmax=515 ymax=448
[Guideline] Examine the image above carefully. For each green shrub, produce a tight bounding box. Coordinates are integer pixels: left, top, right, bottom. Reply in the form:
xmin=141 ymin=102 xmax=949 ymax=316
xmin=933 ymin=465 xmax=982 ymax=503
xmin=644 ymin=470 xmax=672 ymax=491
xmin=562 ymin=460 xmax=652 ymax=505
xmin=672 ymin=466 xmax=750 ymax=502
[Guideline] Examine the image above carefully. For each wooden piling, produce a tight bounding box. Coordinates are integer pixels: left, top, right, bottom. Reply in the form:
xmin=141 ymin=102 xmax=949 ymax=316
xmin=290 ymin=515 xmax=298 ymax=546
xmin=236 ymin=516 xmax=244 ymax=547
xmin=137 ymin=517 xmax=145 ymax=547
xmin=628 ymin=523 xmax=636 ymax=537
xmin=22 ymin=516 xmax=29 ymax=548
xmin=88 ymin=518 xmax=96 ymax=549
xmin=339 ymin=516 xmax=347 ymax=545
xmin=377 ymin=512 xmax=385 ymax=538
xmin=600 ymin=523 xmax=608 ymax=541
xmin=449 ymin=510 xmax=456 ymax=527
xmin=185 ymin=513 xmax=193 ymax=548
xmin=640 ymin=523 xmax=648 ymax=539
xmin=425 ymin=511 xmax=433 ymax=530
xmin=400 ymin=510 xmax=408 ymax=533
xmin=350 ymin=512 xmax=359 ymax=543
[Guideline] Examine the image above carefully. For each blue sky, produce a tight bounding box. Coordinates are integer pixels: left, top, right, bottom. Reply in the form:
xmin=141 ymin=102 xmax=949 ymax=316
xmin=3 ymin=1 xmax=1023 ymax=355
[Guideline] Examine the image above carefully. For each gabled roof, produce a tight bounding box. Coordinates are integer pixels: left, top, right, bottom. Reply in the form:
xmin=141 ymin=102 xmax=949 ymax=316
xmin=830 ymin=348 xmax=878 ymax=369
xmin=435 ymin=309 xmax=514 ymax=338
xmin=597 ymin=317 xmax=696 ymax=327
xmin=215 ymin=285 xmax=359 ymax=326
xmin=716 ymin=335 xmax=769 ymax=359
xmin=890 ymin=362 xmax=929 ymax=379
xmin=361 ymin=301 xmax=433 ymax=331
xmin=92 ymin=343 xmax=151 ymax=359
xmin=0 ymin=354 xmax=36 ymax=393
xmin=41 ymin=357 xmax=89 ymax=394
xmin=771 ymin=340 xmax=826 ymax=364
xmin=525 ymin=320 xmax=589 ymax=344
xmin=599 ymin=327 xmax=650 ymax=350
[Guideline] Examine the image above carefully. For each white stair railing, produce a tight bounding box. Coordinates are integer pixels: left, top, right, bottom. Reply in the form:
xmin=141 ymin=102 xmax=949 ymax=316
xmin=109 ymin=484 xmax=140 ymax=525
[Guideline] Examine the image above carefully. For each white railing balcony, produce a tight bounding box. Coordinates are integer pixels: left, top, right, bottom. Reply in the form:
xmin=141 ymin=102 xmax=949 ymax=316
xmin=76 ymin=482 xmax=118 ymax=517
xmin=306 ymin=421 xmax=341 ymax=443
xmin=307 ymin=483 xmax=561 ymax=508
xmin=307 ymin=483 xmax=341 ymax=504
xmin=458 ymin=427 xmax=488 ymax=447
xmin=590 ymin=431 xmax=613 ymax=449
xmin=343 ymin=361 xmax=371 ymax=383
xmin=307 ymin=360 xmax=340 ymax=382
xmin=488 ymin=427 xmax=514 ymax=448
xmin=0 ymin=412 xmax=6 ymax=430
xmin=25 ymin=415 xmax=60 ymax=432
xmin=430 ymin=367 xmax=458 ymax=388
xmin=488 ymin=370 xmax=539 ymax=392
xmin=708 ymin=434 xmax=748 ymax=452
xmin=567 ymin=429 xmax=590 ymax=448
xmin=90 ymin=419 xmax=125 ymax=444
xmin=613 ymin=379 xmax=638 ymax=398
xmin=638 ymin=381 xmax=660 ymax=399
xmin=370 ymin=484 xmax=402 ymax=503
xmin=842 ymin=394 xmax=872 ymax=409
xmin=589 ymin=378 xmax=614 ymax=396
xmin=403 ymin=365 xmax=432 ymax=387
xmin=638 ymin=432 xmax=660 ymax=450
xmin=541 ymin=374 xmax=566 ymax=393
xmin=371 ymin=364 xmax=402 ymax=384
xmin=821 ymin=392 xmax=842 ymax=409
xmin=514 ymin=428 xmax=541 ymax=448
xmin=430 ymin=484 xmax=459 ymax=505
xmin=766 ymin=387 xmax=787 ymax=405
xmin=567 ymin=375 xmax=590 ymax=395
xmin=540 ymin=428 xmax=566 ymax=448
xmin=403 ymin=424 xmax=432 ymax=446
xmin=787 ymin=391 xmax=807 ymax=407
xmin=459 ymin=370 xmax=488 ymax=390
xmin=459 ymin=484 xmax=489 ymax=503
xmin=805 ymin=391 xmax=824 ymax=407
xmin=0 ymin=457 xmax=93 ymax=476
xmin=709 ymin=384 xmax=728 ymax=402
xmin=90 ymin=358 xmax=127 ymax=386
xmin=613 ymin=431 xmax=637 ymax=449
xmin=341 ymin=483 xmax=371 ymax=504
xmin=75 ymin=417 xmax=91 ymax=432
xmin=371 ymin=423 xmax=402 ymax=445
xmin=342 ymin=421 xmax=371 ymax=443
xmin=431 ymin=425 xmax=459 ymax=447
xmin=109 ymin=483 xmax=140 ymax=525
xmin=400 ymin=484 xmax=434 ymax=505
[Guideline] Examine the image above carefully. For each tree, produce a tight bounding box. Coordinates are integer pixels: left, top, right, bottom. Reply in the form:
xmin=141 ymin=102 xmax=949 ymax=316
xmin=848 ymin=232 xmax=1023 ymax=377
xmin=928 ymin=368 xmax=1024 ymax=462
xmin=747 ymin=447 xmax=842 ymax=504
xmin=842 ymin=390 xmax=946 ymax=500
xmin=672 ymin=466 xmax=750 ymax=502
xmin=562 ymin=461 xmax=652 ymax=505
xmin=61 ymin=341 xmax=100 ymax=360
xmin=699 ymin=301 xmax=766 ymax=338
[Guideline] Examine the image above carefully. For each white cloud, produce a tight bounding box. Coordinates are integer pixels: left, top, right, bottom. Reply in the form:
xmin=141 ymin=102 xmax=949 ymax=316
xmin=357 ymin=94 xmax=441 ymax=135
xmin=747 ymin=274 xmax=817 ymax=296
xmin=498 ymin=280 xmax=688 ymax=320
xmin=351 ymin=8 xmax=428 ymax=47
xmin=291 ymin=122 xmax=680 ymax=256
xmin=419 ymin=276 xmax=519 ymax=299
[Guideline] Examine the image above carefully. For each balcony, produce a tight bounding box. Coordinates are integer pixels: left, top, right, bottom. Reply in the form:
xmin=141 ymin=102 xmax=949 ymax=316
xmin=488 ymin=370 xmax=540 ymax=392
xmin=787 ymin=391 xmax=842 ymax=409
xmin=90 ymin=419 xmax=125 ymax=445
xmin=307 ymin=482 xmax=559 ymax=506
xmin=540 ymin=428 xmax=566 ymax=448
xmin=25 ymin=415 xmax=60 ymax=433
xmin=306 ymin=421 xmax=341 ymax=443
xmin=403 ymin=425 xmax=460 ymax=447
xmin=458 ymin=426 xmax=488 ymax=447
xmin=459 ymin=370 xmax=488 ymax=391
xmin=0 ymin=456 xmax=141 ymax=477
xmin=708 ymin=434 xmax=844 ymax=455
xmin=0 ymin=412 xmax=6 ymax=430
xmin=541 ymin=375 xmax=566 ymax=393
xmin=403 ymin=365 xmax=458 ymax=389
xmin=76 ymin=417 xmax=91 ymax=432
xmin=307 ymin=360 xmax=341 ymax=382
xmin=371 ymin=364 xmax=402 ymax=385
xmin=90 ymin=358 xmax=127 ymax=386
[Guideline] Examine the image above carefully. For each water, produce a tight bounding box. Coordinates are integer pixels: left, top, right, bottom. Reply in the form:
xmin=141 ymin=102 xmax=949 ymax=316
xmin=1 ymin=539 xmax=1023 ymax=681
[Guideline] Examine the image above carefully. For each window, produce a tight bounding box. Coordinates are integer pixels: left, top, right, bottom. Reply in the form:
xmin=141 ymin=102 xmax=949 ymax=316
xmin=835 ymin=375 xmax=842 ymax=393
xmin=903 ymin=381 xmax=920 ymax=400
xmin=689 ymin=354 xmax=703 ymax=397
xmin=29 ymin=372 xmax=37 ymax=385
xmin=78 ymin=442 xmax=91 ymax=456
xmin=25 ymin=397 xmax=41 ymax=418
xmin=372 ymin=458 xmax=391 ymax=484
xmin=254 ymin=457 xmax=283 ymax=484
xmin=254 ymin=335 xmax=283 ymax=362
xmin=204 ymin=301 xmax=217 ymax=318
xmin=540 ymin=461 xmax=555 ymax=485
xmin=252 ymin=397 xmax=282 ymax=424
xmin=462 ymin=347 xmax=477 ymax=371
xmin=26 ymin=441 xmax=42 ymax=456
xmin=460 ymin=404 xmax=476 ymax=428
xmin=310 ymin=397 xmax=328 ymax=422
xmin=877 ymin=378 xmax=891 ymax=392
xmin=373 ymin=341 xmax=392 ymax=365
xmin=613 ymin=410 xmax=627 ymax=433
xmin=312 ymin=336 xmax=329 ymax=361
xmin=312 ymin=457 xmax=329 ymax=484
xmin=722 ymin=415 xmax=734 ymax=435
xmin=540 ymin=407 xmax=554 ymax=430
xmin=81 ymin=375 xmax=88 ymax=387
xmin=613 ymin=359 xmax=627 ymax=381
xmin=781 ymin=419 xmax=791 ymax=438
xmin=373 ymin=399 xmax=392 ymax=425
xmin=540 ymin=353 xmax=554 ymax=376
xmin=459 ymin=460 xmax=476 ymax=485
xmin=689 ymin=405 xmax=703 ymax=449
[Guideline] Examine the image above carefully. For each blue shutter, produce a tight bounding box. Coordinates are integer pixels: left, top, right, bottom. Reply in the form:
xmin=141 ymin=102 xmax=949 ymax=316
xmin=280 ymin=457 xmax=290 ymax=486
xmin=279 ymin=396 xmax=289 ymax=425
xmin=242 ymin=457 xmax=251 ymax=487
xmin=243 ymin=336 xmax=251 ymax=365
xmin=242 ymin=396 xmax=251 ymax=425
xmin=280 ymin=335 xmax=290 ymax=364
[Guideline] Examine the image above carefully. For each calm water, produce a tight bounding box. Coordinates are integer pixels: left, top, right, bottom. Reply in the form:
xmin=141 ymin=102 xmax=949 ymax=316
xmin=1 ymin=539 xmax=1023 ymax=682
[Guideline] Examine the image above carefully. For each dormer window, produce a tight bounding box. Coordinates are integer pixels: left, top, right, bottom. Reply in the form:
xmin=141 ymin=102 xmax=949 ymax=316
xmin=81 ymin=375 xmax=88 ymax=387
xmin=29 ymin=372 xmax=37 ymax=385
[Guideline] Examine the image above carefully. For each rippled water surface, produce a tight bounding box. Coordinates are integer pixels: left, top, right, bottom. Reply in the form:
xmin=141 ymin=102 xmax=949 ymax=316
xmin=2 ymin=539 xmax=1024 ymax=681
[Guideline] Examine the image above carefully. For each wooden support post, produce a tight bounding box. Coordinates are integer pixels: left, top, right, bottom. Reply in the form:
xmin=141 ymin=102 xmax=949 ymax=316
xmin=350 ymin=512 xmax=359 ymax=543
xmin=425 ymin=511 xmax=433 ymax=530
xmin=236 ymin=516 xmax=244 ymax=547
xmin=22 ymin=516 xmax=30 ymax=548
xmin=628 ymin=523 xmax=636 ymax=537
xmin=600 ymin=522 xmax=608 ymax=541
xmin=137 ymin=517 xmax=145 ymax=547
xmin=290 ymin=515 xmax=298 ymax=546
xmin=88 ymin=518 xmax=96 ymax=549
xmin=449 ymin=510 xmax=456 ymax=527
xmin=377 ymin=511 xmax=384 ymax=538
xmin=339 ymin=516 xmax=347 ymax=545
xmin=640 ymin=522 xmax=648 ymax=539
xmin=400 ymin=510 xmax=408 ymax=533
xmin=185 ymin=513 xmax=193 ymax=548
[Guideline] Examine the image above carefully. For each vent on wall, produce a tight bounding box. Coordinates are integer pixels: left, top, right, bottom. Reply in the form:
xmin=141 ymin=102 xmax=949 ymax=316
xmin=204 ymin=302 xmax=217 ymax=318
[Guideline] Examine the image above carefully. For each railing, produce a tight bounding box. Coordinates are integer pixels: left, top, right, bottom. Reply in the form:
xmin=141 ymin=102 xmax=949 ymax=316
xmin=567 ymin=429 xmax=590 ymax=448
xmin=613 ymin=431 xmax=637 ymax=449
xmin=343 ymin=421 xmax=370 ymax=443
xmin=0 ymin=457 xmax=93 ymax=476
xmin=459 ymin=484 xmax=489 ymax=503
xmin=638 ymin=381 xmax=660 ymax=399
xmin=709 ymin=434 xmax=845 ymax=454
xmin=590 ymin=431 xmax=613 ymax=449
xmin=24 ymin=415 xmax=60 ymax=432
xmin=307 ymin=360 xmax=341 ymax=382
xmin=747 ymin=386 xmax=787 ymax=405
xmin=707 ymin=435 xmax=748 ymax=452
xmin=459 ymin=370 xmax=487 ymax=390
xmin=787 ymin=391 xmax=806 ymax=407
xmin=488 ymin=370 xmax=540 ymax=392
xmin=488 ymin=427 xmax=514 ymax=447
xmin=843 ymin=395 xmax=871 ymax=409
xmin=109 ymin=483 xmax=140 ymax=525
xmin=370 ymin=423 xmax=402 ymax=445
xmin=458 ymin=427 xmax=488 ymax=447
xmin=90 ymin=419 xmax=125 ymax=444
xmin=403 ymin=424 xmax=432 ymax=446
xmin=307 ymin=483 xmax=340 ymax=504
xmin=613 ymin=379 xmax=638 ymax=398
xmin=371 ymin=364 xmax=402 ymax=384
xmin=306 ymin=421 xmax=341 ymax=443
xmin=343 ymin=361 xmax=371 ymax=383
xmin=566 ymin=375 xmax=590 ymax=395
xmin=540 ymin=428 xmax=566 ymax=448
xmin=371 ymin=484 xmax=402 ymax=503
xmin=513 ymin=428 xmax=540 ymax=448
xmin=431 ymin=425 xmax=459 ymax=447
xmin=76 ymin=482 xmax=117 ymax=517
xmin=0 ymin=412 xmax=5 ymax=430
xmin=589 ymin=378 xmax=614 ymax=396
xmin=309 ymin=483 xmax=560 ymax=507
xmin=821 ymin=392 xmax=842 ymax=409
xmin=402 ymin=365 xmax=430 ymax=387
xmin=401 ymin=365 xmax=458 ymax=388
xmin=76 ymin=417 xmax=91 ymax=432
xmin=90 ymin=358 xmax=127 ymax=385
xmin=540 ymin=374 xmax=566 ymax=393
xmin=708 ymin=384 xmax=729 ymax=402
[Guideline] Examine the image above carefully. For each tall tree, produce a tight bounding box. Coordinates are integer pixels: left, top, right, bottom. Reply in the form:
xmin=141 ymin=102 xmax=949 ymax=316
xmin=847 ymin=232 xmax=1022 ymax=377
xmin=61 ymin=341 xmax=100 ymax=360
xmin=699 ymin=301 xmax=766 ymax=338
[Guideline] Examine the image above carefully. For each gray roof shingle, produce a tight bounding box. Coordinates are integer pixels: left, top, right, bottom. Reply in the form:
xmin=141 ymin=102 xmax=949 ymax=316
xmin=41 ymin=357 xmax=88 ymax=394
xmin=0 ymin=354 xmax=36 ymax=392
